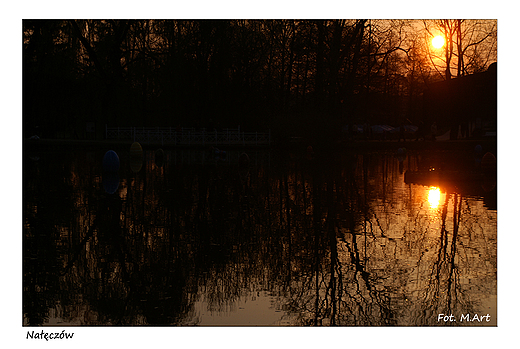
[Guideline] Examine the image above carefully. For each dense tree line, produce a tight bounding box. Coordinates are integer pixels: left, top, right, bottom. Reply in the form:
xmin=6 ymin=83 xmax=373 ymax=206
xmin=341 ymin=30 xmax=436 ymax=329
xmin=23 ymin=19 xmax=497 ymax=142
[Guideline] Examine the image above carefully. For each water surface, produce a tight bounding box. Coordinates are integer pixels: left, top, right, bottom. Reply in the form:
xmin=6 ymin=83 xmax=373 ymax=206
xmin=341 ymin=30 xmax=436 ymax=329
xmin=23 ymin=146 xmax=497 ymax=326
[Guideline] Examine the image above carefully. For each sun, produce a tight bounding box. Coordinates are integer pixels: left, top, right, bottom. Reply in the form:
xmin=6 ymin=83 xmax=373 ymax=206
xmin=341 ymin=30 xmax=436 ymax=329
xmin=432 ymin=35 xmax=445 ymax=49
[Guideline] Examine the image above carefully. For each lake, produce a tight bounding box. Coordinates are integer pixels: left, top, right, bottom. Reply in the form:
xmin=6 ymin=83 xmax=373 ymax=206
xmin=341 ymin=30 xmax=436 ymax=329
xmin=23 ymin=143 xmax=497 ymax=326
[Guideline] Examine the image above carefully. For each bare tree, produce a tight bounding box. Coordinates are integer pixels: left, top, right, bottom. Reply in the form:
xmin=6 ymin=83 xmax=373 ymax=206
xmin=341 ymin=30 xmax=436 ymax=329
xmin=423 ymin=19 xmax=497 ymax=80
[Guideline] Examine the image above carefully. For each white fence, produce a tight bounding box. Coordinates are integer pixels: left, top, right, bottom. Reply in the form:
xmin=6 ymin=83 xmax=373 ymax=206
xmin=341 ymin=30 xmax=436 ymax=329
xmin=105 ymin=126 xmax=271 ymax=146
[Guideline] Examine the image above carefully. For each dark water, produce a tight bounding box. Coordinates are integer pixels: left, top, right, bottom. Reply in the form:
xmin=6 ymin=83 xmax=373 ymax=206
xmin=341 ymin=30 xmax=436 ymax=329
xmin=23 ymin=145 xmax=497 ymax=326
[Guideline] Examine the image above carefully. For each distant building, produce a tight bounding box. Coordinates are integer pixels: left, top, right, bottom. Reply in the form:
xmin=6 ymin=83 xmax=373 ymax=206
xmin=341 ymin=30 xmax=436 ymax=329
xmin=423 ymin=63 xmax=497 ymax=139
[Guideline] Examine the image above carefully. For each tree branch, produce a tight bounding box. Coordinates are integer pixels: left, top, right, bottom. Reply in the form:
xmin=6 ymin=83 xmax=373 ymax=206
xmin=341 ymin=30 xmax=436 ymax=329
xmin=69 ymin=20 xmax=107 ymax=79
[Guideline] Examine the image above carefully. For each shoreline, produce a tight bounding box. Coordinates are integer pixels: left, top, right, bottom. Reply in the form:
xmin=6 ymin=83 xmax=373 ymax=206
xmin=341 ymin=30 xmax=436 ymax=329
xmin=23 ymin=137 xmax=497 ymax=154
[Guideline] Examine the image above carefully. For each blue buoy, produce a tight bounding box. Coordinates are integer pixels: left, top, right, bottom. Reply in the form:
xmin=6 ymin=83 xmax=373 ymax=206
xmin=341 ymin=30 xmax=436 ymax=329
xmin=102 ymin=172 xmax=120 ymax=194
xmin=102 ymin=150 xmax=120 ymax=172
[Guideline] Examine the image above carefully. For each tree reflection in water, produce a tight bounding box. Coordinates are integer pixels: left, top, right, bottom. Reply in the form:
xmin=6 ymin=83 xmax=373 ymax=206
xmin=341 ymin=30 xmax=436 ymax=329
xmin=23 ymin=147 xmax=497 ymax=326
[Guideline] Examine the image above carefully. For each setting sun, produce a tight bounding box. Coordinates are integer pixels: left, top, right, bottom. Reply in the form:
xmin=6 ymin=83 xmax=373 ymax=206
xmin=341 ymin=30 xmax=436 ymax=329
xmin=432 ymin=35 xmax=445 ymax=49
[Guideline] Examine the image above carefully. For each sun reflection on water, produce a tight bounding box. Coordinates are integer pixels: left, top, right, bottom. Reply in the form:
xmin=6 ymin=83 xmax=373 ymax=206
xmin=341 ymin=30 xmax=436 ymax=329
xmin=428 ymin=187 xmax=441 ymax=209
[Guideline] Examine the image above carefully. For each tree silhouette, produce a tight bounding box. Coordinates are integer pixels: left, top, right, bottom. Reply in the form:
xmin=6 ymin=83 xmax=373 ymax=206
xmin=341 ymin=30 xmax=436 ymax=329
xmin=23 ymin=20 xmax=497 ymax=141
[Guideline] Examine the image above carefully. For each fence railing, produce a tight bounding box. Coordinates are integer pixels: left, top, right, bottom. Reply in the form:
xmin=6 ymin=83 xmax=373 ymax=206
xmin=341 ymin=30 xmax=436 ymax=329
xmin=105 ymin=126 xmax=271 ymax=146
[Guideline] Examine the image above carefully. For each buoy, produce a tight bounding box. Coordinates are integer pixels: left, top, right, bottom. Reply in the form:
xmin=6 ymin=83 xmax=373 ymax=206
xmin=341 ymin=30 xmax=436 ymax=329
xmin=481 ymin=180 xmax=496 ymax=193
xmin=481 ymin=152 xmax=497 ymax=173
xmin=102 ymin=150 xmax=120 ymax=172
xmin=130 ymin=142 xmax=143 ymax=157
xmin=130 ymin=157 xmax=142 ymax=173
xmin=102 ymin=171 xmax=119 ymax=194
xmin=130 ymin=142 xmax=143 ymax=172
xmin=155 ymin=148 xmax=165 ymax=167
xmin=239 ymin=152 xmax=250 ymax=168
